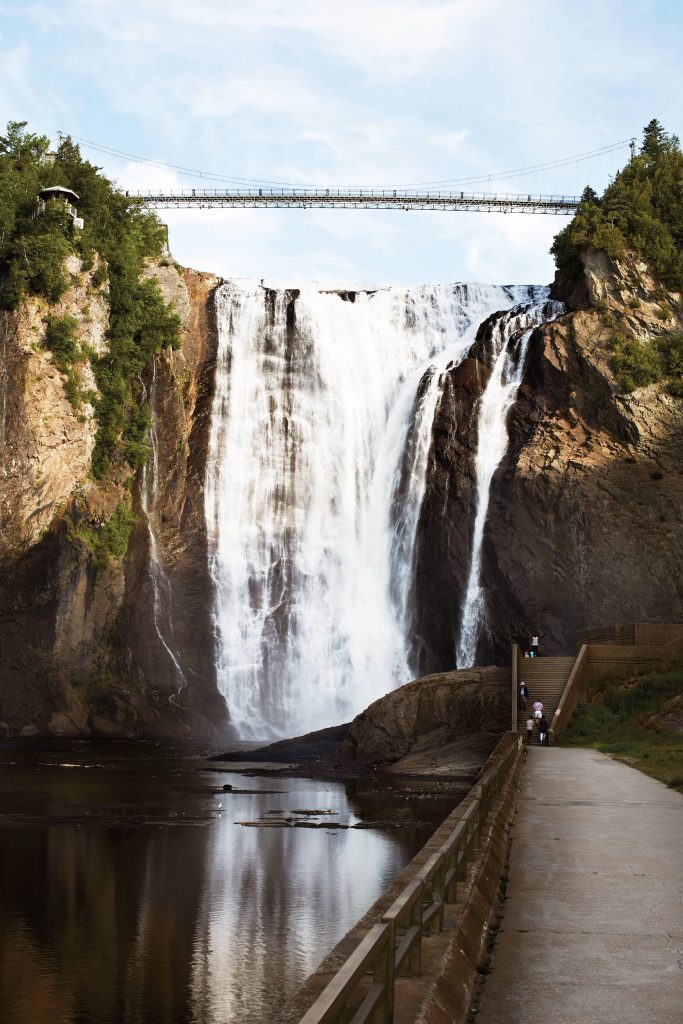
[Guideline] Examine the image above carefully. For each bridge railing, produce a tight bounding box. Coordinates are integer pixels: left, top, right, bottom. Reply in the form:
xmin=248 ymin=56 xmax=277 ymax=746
xmin=296 ymin=732 xmax=524 ymax=1024
xmin=128 ymin=187 xmax=579 ymax=203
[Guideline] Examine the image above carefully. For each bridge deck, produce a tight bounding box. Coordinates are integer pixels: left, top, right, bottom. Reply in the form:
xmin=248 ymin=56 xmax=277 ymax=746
xmin=130 ymin=188 xmax=580 ymax=215
xmin=476 ymin=747 xmax=683 ymax=1024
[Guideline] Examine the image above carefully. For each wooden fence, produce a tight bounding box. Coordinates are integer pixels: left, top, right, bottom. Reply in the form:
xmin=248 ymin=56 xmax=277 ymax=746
xmin=297 ymin=733 xmax=523 ymax=1024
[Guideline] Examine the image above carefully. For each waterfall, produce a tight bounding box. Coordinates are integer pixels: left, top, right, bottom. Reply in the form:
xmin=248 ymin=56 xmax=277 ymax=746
xmin=141 ymin=358 xmax=188 ymax=697
xmin=204 ymin=281 xmax=546 ymax=737
xmin=456 ymin=297 xmax=565 ymax=667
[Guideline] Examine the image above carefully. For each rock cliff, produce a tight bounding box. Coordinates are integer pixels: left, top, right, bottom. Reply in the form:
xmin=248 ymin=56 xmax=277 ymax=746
xmin=414 ymin=248 xmax=683 ymax=668
xmin=336 ymin=666 xmax=510 ymax=774
xmin=0 ymin=256 xmax=228 ymax=737
xmin=2 ymin=241 xmax=681 ymax=738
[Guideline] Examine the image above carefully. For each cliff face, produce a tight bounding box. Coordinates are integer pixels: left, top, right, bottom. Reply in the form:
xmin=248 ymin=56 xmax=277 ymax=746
xmin=2 ymin=244 xmax=681 ymax=738
xmin=0 ymin=258 xmax=228 ymax=737
xmin=117 ymin=265 xmax=228 ymax=734
xmin=0 ymin=254 xmax=110 ymax=558
xmin=415 ymin=249 xmax=683 ymax=667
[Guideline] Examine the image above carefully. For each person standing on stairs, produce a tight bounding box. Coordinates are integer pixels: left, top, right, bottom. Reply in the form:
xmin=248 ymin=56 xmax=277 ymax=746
xmin=538 ymin=715 xmax=549 ymax=745
xmin=526 ymin=716 xmax=535 ymax=745
xmin=531 ymin=633 xmax=539 ymax=657
xmin=519 ymin=681 xmax=529 ymax=709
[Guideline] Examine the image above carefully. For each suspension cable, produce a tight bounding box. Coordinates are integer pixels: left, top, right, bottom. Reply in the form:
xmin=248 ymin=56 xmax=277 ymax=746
xmin=59 ymin=132 xmax=631 ymax=192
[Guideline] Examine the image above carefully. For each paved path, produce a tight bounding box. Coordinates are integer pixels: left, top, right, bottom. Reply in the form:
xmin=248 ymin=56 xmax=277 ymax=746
xmin=476 ymin=747 xmax=683 ymax=1024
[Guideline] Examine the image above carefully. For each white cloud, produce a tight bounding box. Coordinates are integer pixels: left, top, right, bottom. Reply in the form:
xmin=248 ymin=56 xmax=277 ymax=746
xmin=0 ymin=40 xmax=38 ymax=111
xmin=0 ymin=0 xmax=680 ymax=286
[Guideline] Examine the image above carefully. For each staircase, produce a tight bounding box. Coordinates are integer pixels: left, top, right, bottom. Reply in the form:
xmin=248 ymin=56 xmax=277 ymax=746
xmin=516 ymin=657 xmax=575 ymax=744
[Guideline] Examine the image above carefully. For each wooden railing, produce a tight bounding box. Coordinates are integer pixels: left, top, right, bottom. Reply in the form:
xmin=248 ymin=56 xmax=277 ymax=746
xmin=297 ymin=733 xmax=523 ymax=1024
xmin=548 ymin=645 xmax=587 ymax=744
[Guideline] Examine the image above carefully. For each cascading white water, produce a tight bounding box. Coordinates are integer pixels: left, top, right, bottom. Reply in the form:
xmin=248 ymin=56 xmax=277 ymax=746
xmin=456 ymin=296 xmax=565 ymax=667
xmin=141 ymin=358 xmax=188 ymax=696
xmin=204 ymin=281 xmax=547 ymax=737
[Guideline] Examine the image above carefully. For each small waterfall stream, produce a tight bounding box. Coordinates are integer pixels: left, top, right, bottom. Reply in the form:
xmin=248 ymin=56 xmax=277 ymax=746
xmin=204 ymin=281 xmax=550 ymax=737
xmin=141 ymin=358 xmax=188 ymax=696
xmin=456 ymin=297 xmax=565 ymax=666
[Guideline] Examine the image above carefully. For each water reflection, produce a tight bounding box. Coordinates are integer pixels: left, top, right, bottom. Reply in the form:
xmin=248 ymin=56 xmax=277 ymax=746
xmin=0 ymin=746 xmax=461 ymax=1024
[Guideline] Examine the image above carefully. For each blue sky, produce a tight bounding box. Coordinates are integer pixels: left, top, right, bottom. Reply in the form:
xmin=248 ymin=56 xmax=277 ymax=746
xmin=1 ymin=0 xmax=680 ymax=286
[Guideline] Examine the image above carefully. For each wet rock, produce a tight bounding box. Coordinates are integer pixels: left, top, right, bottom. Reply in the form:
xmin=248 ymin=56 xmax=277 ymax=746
xmin=336 ymin=665 xmax=509 ymax=771
xmin=211 ymin=723 xmax=350 ymax=764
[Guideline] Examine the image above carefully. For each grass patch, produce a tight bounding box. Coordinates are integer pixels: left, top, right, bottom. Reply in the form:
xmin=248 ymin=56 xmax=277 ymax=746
xmin=558 ymin=670 xmax=683 ymax=788
xmin=72 ymin=499 xmax=136 ymax=573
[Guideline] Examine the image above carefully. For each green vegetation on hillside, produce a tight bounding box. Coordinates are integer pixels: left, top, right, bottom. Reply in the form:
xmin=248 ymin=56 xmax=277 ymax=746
xmin=43 ymin=313 xmax=89 ymax=411
xmin=552 ymin=120 xmax=683 ymax=396
xmin=612 ymin=329 xmax=683 ymax=395
xmin=0 ymin=121 xmax=180 ymax=477
xmin=552 ymin=120 xmax=683 ymax=288
xmin=72 ymin=499 xmax=137 ymax=574
xmin=558 ymin=670 xmax=683 ymax=788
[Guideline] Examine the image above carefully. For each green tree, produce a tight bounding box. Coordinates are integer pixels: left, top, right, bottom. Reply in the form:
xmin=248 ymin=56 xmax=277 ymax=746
xmin=551 ymin=120 xmax=683 ymax=291
xmin=580 ymin=185 xmax=599 ymax=204
xmin=641 ymin=119 xmax=671 ymax=160
xmin=0 ymin=121 xmax=180 ymax=474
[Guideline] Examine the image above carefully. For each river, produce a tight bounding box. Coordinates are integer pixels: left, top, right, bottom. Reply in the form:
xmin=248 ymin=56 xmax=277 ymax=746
xmin=0 ymin=740 xmax=465 ymax=1024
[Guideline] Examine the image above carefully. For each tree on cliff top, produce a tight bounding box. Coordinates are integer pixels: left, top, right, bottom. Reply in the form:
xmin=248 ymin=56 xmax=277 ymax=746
xmin=551 ymin=120 xmax=683 ymax=290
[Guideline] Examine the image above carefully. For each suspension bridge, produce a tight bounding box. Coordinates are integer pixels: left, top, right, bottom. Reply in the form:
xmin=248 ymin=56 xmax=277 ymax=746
xmin=64 ymin=133 xmax=635 ymax=217
xmin=126 ymin=187 xmax=580 ymax=215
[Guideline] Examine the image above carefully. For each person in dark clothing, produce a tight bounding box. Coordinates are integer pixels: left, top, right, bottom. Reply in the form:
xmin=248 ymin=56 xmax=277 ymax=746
xmin=538 ymin=715 xmax=549 ymax=745
xmin=519 ymin=682 xmax=529 ymax=709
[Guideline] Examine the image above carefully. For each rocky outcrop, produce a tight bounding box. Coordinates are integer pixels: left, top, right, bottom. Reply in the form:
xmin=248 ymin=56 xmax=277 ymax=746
xmin=336 ymin=666 xmax=510 ymax=773
xmin=211 ymin=723 xmax=351 ymax=764
xmin=0 ymin=257 xmax=228 ymax=737
xmin=415 ymin=249 xmax=683 ymax=667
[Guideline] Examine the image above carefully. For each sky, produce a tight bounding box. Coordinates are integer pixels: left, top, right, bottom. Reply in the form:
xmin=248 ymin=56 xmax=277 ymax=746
xmin=0 ymin=0 xmax=681 ymax=287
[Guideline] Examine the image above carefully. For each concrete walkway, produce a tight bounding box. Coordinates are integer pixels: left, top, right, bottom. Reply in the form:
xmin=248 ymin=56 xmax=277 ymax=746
xmin=476 ymin=747 xmax=683 ymax=1024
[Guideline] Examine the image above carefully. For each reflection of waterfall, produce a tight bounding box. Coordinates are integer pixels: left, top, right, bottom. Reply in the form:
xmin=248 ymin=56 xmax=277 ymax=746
xmin=141 ymin=358 xmax=187 ymax=695
xmin=456 ymin=297 xmax=564 ymax=667
xmin=189 ymin=780 xmax=407 ymax=1024
xmin=205 ymin=281 xmax=541 ymax=737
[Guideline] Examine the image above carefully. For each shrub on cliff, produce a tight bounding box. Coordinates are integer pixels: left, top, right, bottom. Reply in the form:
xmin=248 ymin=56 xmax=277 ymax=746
xmin=43 ymin=314 xmax=86 ymax=411
xmin=0 ymin=121 xmax=180 ymax=477
xmin=73 ymin=499 xmax=137 ymax=573
xmin=551 ymin=120 xmax=683 ymax=290
xmin=610 ymin=329 xmax=683 ymax=394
